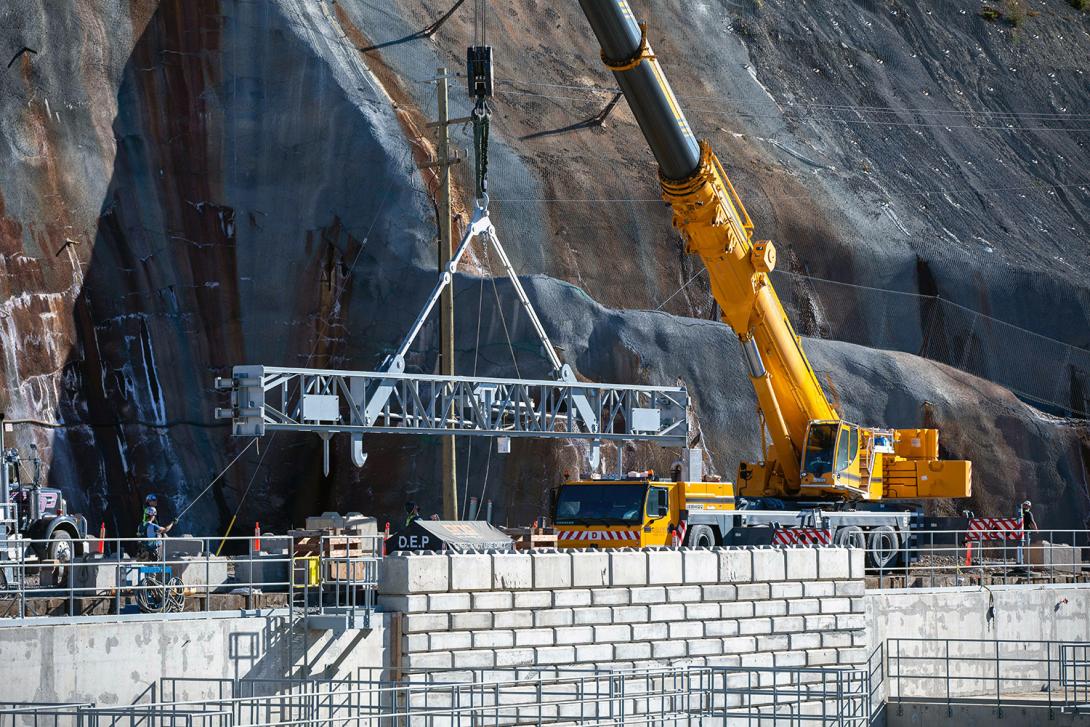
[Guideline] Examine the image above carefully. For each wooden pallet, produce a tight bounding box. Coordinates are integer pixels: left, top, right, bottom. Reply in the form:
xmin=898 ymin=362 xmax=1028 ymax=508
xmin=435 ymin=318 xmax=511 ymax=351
xmin=504 ymin=527 xmax=558 ymax=551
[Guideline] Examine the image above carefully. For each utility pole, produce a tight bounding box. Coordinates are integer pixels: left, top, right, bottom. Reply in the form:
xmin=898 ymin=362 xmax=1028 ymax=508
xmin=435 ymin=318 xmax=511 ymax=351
xmin=434 ymin=68 xmax=459 ymax=520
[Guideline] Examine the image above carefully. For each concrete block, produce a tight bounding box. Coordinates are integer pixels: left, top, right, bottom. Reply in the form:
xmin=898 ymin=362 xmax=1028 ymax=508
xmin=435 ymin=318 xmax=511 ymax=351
xmin=402 ymin=633 xmax=429 ymax=652
xmin=169 ymin=556 xmax=228 ymax=591
xmin=834 ymin=580 xmax=865 ymax=597
xmin=532 ymin=551 xmax=573 ymax=589
xmin=513 ymin=590 xmax=552 ymax=609
xmin=721 ymin=601 xmax=754 ymax=619
xmin=653 ymin=640 xmax=687 ymax=659
xmin=666 ymin=585 xmax=703 ymax=602
xmin=787 ymin=598 xmax=820 ymax=615
xmin=769 ymin=581 xmax=802 ymax=599
xmin=849 ymin=548 xmax=865 ymax=579
xmin=740 ymin=652 xmax=774 ymax=668
xmin=451 ymin=611 xmax=492 ymax=630
xmin=686 ymin=638 xmax=723 ymax=657
xmin=772 ymin=616 xmax=805 ymax=633
xmin=554 ymin=626 xmax=595 ymax=645
xmin=535 ymin=646 xmax=576 ymax=665
xmin=472 ymin=630 xmax=515 ymax=649
xmin=629 ymin=586 xmax=667 ymax=604
xmin=668 ymin=621 xmax=703 ymax=639
xmin=609 ymin=549 xmax=648 ymax=586
xmin=738 ymin=618 xmax=773 ymax=635
xmin=820 ymin=597 xmax=852 ymax=614
xmin=534 ymin=608 xmax=574 ymax=628
xmin=821 ymin=632 xmax=852 ymax=648
xmin=735 ymin=583 xmax=770 ymax=601
xmin=706 ymin=655 xmax=742 ymax=668
xmin=721 ymin=637 xmax=757 ymax=654
xmin=571 ymin=607 xmax=612 ymax=625
xmin=613 ymin=605 xmax=650 ymax=623
xmin=802 ymin=581 xmax=835 ymax=598
xmin=718 ymin=548 xmax=753 ymax=583
xmin=836 ymin=613 xmax=866 ymax=631
xmin=553 ymin=589 xmax=592 ymax=607
xmin=493 ymin=610 xmax=534 ymax=629
xmin=837 ymin=647 xmax=868 ymax=666
xmin=232 ymin=555 xmax=287 ymax=590
xmin=646 ymin=548 xmax=683 ymax=585
xmin=590 ymin=587 xmax=630 ymax=605
xmin=850 ymin=598 xmax=865 ymax=613
xmin=757 ymin=634 xmax=790 ymax=652
xmin=807 ymin=648 xmax=838 ymax=666
xmin=817 ymin=548 xmax=850 ymax=580
xmin=790 ymin=632 xmax=821 ymax=650
xmin=454 ymin=649 xmax=496 ymax=668
xmin=595 ymin=624 xmax=633 ymax=642
xmin=684 ymin=602 xmax=720 ymax=620
xmin=492 ymin=553 xmax=533 ymax=590
xmin=514 ymin=629 xmax=554 ymax=647
xmin=774 ymin=650 xmax=807 ymax=667
xmin=402 ymin=651 xmax=452 ymax=670
xmin=379 ymin=553 xmax=449 ymax=595
xmin=571 ymin=550 xmax=610 ymax=587
xmin=851 ymin=630 xmax=867 ymax=647
xmin=784 ymin=548 xmax=818 ymax=580
xmin=804 ymin=615 xmax=837 ymax=631
xmin=449 ymin=553 xmax=492 ymax=591
xmin=575 ymin=643 xmax=614 ymax=662
xmin=754 ymin=600 xmax=787 ymax=617
xmin=430 ymin=631 xmax=473 ymax=651
xmin=702 ymin=584 xmax=737 ymax=602
xmin=614 ymin=642 xmax=652 ymax=660
xmin=401 ymin=612 xmax=449 ymax=633
xmin=471 ymin=591 xmax=513 ymax=611
xmin=378 ymin=594 xmax=428 ymax=613
xmin=428 ymin=592 xmax=471 ymax=612
xmin=494 ymin=648 xmax=535 ymax=667
xmin=630 ymin=622 xmax=666 ymax=641
xmin=681 ymin=548 xmax=718 ymax=584
xmin=751 ymin=547 xmax=786 ymax=581
xmin=705 ymin=620 xmax=740 ymax=637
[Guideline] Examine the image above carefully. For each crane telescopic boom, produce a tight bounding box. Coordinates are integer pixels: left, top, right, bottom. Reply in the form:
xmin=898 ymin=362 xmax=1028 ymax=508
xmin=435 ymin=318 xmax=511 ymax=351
xmin=575 ymin=0 xmax=970 ymax=501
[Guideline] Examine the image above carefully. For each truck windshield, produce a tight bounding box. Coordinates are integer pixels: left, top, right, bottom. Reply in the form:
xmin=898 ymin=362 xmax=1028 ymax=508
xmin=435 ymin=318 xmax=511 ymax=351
xmin=802 ymin=423 xmax=838 ymax=476
xmin=554 ymin=484 xmax=648 ymax=525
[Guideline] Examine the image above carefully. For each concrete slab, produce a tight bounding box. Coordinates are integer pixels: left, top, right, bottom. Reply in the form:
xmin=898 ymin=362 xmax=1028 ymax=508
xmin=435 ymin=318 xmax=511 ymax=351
xmin=492 ymin=553 xmax=532 ymax=590
xmin=570 ymin=550 xmax=610 ymax=587
xmin=608 ymin=549 xmax=648 ymax=586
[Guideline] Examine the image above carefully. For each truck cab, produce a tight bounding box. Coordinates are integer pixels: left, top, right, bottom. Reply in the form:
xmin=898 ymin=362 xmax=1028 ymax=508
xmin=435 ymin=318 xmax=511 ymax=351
xmin=552 ymin=473 xmax=735 ymax=549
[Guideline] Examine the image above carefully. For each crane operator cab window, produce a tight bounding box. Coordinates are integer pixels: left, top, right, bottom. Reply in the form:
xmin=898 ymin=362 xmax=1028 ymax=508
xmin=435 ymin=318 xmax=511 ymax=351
xmin=802 ymin=423 xmax=838 ymax=477
xmin=804 ymin=422 xmax=860 ymax=479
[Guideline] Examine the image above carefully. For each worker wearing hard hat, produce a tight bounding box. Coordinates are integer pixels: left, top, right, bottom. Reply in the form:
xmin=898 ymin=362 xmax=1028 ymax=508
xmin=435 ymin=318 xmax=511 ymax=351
xmin=1016 ymin=500 xmax=1037 ymax=566
xmin=139 ymin=506 xmax=173 ymax=560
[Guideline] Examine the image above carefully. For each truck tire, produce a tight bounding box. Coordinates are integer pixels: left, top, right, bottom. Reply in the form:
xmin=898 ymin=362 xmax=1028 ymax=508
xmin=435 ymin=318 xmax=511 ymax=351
xmin=687 ymin=525 xmax=717 ymax=548
xmin=48 ymin=531 xmax=74 ymax=586
xmin=834 ymin=525 xmax=866 ymax=550
xmin=866 ymin=525 xmax=902 ymax=570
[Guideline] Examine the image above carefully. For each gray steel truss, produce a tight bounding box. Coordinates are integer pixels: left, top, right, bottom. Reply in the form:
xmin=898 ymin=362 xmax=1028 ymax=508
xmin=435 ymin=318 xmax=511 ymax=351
xmin=216 ymin=204 xmax=689 ymax=471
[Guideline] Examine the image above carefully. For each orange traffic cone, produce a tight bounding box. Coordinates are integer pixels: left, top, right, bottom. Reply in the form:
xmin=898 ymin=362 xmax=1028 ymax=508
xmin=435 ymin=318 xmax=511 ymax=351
xmin=253 ymin=522 xmax=261 ymax=553
xmin=98 ymin=522 xmax=106 ymax=555
xmin=965 ymin=541 xmax=973 ymax=566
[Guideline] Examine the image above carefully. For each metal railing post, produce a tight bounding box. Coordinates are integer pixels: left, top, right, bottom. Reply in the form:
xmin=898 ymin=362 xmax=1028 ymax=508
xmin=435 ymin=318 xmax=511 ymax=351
xmin=995 ymin=637 xmax=1002 ymax=718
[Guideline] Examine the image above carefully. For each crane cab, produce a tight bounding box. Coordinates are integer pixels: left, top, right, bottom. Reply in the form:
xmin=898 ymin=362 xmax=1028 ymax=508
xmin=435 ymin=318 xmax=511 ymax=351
xmin=552 ymin=474 xmax=735 ymax=549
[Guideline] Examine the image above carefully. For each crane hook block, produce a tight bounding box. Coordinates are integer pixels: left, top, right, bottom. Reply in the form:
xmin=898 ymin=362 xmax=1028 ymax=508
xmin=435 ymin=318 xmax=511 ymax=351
xmin=467 ymin=46 xmax=493 ymax=99
xmin=751 ymin=239 xmax=777 ymax=274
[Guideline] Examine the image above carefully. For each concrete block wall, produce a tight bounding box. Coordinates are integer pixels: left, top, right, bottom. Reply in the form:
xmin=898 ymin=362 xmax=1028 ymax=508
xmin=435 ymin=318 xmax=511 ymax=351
xmin=379 ymin=546 xmax=867 ymax=677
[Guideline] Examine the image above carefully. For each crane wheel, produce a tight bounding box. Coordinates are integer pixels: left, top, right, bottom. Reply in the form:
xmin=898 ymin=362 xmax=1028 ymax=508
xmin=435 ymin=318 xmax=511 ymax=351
xmin=834 ymin=525 xmax=865 ymax=550
xmin=686 ymin=525 xmax=717 ymax=547
xmin=866 ymin=525 xmax=902 ymax=570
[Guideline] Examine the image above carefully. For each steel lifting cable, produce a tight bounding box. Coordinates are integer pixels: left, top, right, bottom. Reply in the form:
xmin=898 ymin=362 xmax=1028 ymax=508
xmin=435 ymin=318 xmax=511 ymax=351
xmin=172 ymin=437 xmax=258 ymax=524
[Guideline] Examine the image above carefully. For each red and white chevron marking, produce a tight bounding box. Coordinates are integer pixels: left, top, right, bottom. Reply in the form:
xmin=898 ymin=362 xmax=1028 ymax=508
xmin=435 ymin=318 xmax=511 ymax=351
xmin=772 ymin=527 xmax=832 ymax=546
xmin=555 ymin=529 xmax=640 ymax=542
xmin=965 ymin=517 xmax=1024 ymax=541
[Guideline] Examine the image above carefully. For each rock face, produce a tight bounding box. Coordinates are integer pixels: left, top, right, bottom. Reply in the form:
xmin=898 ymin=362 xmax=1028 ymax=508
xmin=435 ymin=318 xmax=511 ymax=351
xmin=0 ymin=0 xmax=1087 ymax=535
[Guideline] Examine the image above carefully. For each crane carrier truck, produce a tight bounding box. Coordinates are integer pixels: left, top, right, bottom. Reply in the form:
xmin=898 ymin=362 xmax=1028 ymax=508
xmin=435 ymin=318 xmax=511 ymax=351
xmin=552 ymin=0 xmax=972 ymax=567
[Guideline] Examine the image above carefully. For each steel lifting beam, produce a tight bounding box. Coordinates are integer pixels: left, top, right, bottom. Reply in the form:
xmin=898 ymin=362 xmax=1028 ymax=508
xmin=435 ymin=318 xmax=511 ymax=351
xmin=215 ymin=366 xmax=688 ymax=471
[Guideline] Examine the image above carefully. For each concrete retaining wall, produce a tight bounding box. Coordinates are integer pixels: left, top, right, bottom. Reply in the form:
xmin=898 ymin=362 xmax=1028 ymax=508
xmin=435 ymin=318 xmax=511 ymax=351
xmin=0 ymin=611 xmax=388 ymax=705
xmin=379 ymin=546 xmax=868 ymax=676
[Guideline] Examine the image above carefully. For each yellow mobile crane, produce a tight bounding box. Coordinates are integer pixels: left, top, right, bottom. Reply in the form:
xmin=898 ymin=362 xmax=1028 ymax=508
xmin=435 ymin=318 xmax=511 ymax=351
xmin=552 ymin=0 xmax=971 ymax=561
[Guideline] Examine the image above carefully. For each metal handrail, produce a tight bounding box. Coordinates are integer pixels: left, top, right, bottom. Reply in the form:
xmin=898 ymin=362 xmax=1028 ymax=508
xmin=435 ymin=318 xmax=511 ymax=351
xmin=0 ymin=533 xmax=382 ymax=622
xmin=887 ymin=637 xmax=1090 ymax=717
